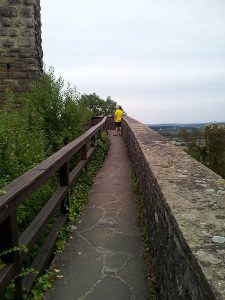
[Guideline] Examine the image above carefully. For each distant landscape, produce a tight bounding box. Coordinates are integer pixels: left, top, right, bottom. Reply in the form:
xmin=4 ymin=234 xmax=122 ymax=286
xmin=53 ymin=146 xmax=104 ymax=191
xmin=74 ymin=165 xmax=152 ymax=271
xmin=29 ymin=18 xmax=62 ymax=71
xmin=147 ymin=122 xmax=225 ymax=130
xmin=147 ymin=122 xmax=225 ymax=139
xmin=147 ymin=121 xmax=225 ymax=179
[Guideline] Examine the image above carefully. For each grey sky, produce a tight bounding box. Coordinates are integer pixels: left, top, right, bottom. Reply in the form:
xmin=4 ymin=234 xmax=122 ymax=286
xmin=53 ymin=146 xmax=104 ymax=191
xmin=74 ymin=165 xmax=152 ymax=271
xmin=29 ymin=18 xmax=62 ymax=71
xmin=41 ymin=0 xmax=225 ymax=124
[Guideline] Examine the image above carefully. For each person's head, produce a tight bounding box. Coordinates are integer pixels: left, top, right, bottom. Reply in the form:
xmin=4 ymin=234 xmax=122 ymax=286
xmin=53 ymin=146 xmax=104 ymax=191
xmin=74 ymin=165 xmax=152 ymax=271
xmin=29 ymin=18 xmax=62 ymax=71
xmin=117 ymin=105 xmax=122 ymax=110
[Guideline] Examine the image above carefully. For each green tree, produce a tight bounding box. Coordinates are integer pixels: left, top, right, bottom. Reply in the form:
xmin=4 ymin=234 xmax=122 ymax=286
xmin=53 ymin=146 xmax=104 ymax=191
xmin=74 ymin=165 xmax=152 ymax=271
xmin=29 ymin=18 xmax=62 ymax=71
xmin=0 ymin=99 xmax=46 ymax=187
xmin=179 ymin=128 xmax=206 ymax=162
xmin=80 ymin=93 xmax=117 ymax=116
xmin=204 ymin=123 xmax=225 ymax=177
xmin=22 ymin=69 xmax=92 ymax=153
xmin=0 ymin=67 xmax=92 ymax=221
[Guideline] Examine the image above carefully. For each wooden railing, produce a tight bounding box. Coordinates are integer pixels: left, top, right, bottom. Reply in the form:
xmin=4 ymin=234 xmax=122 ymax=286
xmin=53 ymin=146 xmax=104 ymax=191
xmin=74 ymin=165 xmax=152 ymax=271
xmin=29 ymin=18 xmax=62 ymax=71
xmin=0 ymin=117 xmax=107 ymax=299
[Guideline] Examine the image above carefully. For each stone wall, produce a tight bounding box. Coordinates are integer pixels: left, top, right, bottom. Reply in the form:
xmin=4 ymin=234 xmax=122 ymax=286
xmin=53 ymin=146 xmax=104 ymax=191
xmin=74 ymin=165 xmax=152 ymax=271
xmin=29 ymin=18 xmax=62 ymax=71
xmin=122 ymin=116 xmax=225 ymax=300
xmin=0 ymin=0 xmax=42 ymax=102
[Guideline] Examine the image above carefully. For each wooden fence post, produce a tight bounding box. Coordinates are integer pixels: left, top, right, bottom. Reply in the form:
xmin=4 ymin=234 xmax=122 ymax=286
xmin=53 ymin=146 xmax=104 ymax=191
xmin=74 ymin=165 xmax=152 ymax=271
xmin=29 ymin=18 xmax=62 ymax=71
xmin=91 ymin=134 xmax=96 ymax=147
xmin=0 ymin=214 xmax=22 ymax=299
xmin=59 ymin=162 xmax=69 ymax=214
xmin=80 ymin=144 xmax=88 ymax=172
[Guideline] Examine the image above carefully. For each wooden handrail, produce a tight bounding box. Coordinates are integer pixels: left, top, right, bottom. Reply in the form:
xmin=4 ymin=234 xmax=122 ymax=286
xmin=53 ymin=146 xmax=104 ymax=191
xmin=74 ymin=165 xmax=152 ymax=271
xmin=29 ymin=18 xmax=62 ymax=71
xmin=0 ymin=116 xmax=107 ymax=299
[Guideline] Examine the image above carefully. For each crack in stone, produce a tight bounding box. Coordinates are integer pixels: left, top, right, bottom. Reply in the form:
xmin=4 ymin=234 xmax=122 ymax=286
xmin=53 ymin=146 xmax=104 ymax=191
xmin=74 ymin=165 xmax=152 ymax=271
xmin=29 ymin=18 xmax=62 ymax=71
xmin=102 ymin=253 xmax=134 ymax=276
xmin=76 ymin=232 xmax=102 ymax=256
xmin=77 ymin=278 xmax=103 ymax=300
xmin=115 ymin=274 xmax=136 ymax=300
xmin=76 ymin=246 xmax=134 ymax=299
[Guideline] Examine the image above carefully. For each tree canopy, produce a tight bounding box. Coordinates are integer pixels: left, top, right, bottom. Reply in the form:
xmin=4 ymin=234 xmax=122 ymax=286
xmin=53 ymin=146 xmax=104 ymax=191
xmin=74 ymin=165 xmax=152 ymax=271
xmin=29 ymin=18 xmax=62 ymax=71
xmin=80 ymin=93 xmax=117 ymax=116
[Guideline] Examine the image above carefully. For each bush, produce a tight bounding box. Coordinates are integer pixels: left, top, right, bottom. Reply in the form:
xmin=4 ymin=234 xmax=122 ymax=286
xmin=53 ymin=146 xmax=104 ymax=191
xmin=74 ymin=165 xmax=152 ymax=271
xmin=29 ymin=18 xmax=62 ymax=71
xmin=0 ymin=99 xmax=46 ymax=188
xmin=22 ymin=68 xmax=92 ymax=154
xmin=0 ymin=68 xmax=111 ymax=299
xmin=0 ymin=68 xmax=93 ymax=230
xmin=204 ymin=123 xmax=225 ymax=177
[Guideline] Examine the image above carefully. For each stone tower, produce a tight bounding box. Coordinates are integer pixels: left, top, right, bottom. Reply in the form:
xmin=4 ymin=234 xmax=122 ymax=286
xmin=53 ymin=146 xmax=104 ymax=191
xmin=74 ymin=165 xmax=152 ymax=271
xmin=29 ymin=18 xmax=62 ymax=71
xmin=0 ymin=0 xmax=43 ymax=103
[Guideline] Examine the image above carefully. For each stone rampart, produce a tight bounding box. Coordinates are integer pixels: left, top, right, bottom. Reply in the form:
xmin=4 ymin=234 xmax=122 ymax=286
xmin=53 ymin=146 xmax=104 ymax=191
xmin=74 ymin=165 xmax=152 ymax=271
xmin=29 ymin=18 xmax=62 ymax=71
xmin=122 ymin=116 xmax=225 ymax=300
xmin=0 ymin=0 xmax=42 ymax=102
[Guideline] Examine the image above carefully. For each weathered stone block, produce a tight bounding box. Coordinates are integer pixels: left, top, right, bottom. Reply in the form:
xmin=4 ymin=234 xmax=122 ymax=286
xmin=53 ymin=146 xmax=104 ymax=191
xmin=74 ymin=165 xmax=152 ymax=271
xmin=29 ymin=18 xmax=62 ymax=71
xmin=9 ymin=29 xmax=17 ymax=36
xmin=0 ymin=28 xmax=8 ymax=36
xmin=0 ymin=63 xmax=17 ymax=71
xmin=27 ymin=19 xmax=34 ymax=28
xmin=2 ymin=39 xmax=14 ymax=48
xmin=24 ymin=0 xmax=34 ymax=5
xmin=8 ymin=47 xmax=21 ymax=53
xmin=19 ymin=64 xmax=30 ymax=72
xmin=0 ymin=6 xmax=17 ymax=17
xmin=2 ymin=52 xmax=18 ymax=57
xmin=19 ymin=38 xmax=35 ymax=47
xmin=12 ymin=71 xmax=27 ymax=79
xmin=9 ymin=0 xmax=22 ymax=4
xmin=2 ymin=78 xmax=17 ymax=84
xmin=19 ymin=51 xmax=33 ymax=58
xmin=21 ymin=29 xmax=34 ymax=37
xmin=20 ymin=7 xmax=32 ymax=17
xmin=15 ymin=19 xmax=24 ymax=27
xmin=27 ymin=58 xmax=36 ymax=64
xmin=0 ymin=72 xmax=13 ymax=79
xmin=2 ymin=18 xmax=11 ymax=27
xmin=0 ymin=64 xmax=7 ymax=72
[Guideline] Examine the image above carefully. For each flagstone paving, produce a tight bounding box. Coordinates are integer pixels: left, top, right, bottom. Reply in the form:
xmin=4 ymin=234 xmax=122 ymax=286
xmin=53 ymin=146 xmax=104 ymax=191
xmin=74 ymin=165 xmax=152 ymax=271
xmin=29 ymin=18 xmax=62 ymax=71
xmin=46 ymin=131 xmax=148 ymax=300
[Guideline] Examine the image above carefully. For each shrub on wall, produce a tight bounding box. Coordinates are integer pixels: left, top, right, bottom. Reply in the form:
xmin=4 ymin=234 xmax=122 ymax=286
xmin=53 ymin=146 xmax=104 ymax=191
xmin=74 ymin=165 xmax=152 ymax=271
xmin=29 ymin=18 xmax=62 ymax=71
xmin=0 ymin=99 xmax=46 ymax=189
xmin=22 ymin=68 xmax=92 ymax=154
xmin=0 ymin=68 xmax=111 ymax=299
xmin=0 ymin=68 xmax=92 ymax=233
xmin=0 ymin=68 xmax=92 ymax=188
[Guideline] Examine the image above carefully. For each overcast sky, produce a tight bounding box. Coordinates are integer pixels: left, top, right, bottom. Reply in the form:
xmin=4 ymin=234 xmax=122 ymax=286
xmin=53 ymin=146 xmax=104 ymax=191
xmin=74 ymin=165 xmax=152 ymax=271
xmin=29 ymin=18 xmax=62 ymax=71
xmin=41 ymin=0 xmax=225 ymax=124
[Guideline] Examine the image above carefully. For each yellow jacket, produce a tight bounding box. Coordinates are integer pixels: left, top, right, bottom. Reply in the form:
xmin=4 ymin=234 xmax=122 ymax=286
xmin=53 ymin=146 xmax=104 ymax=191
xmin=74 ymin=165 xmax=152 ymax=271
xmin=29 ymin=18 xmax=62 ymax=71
xmin=115 ymin=109 xmax=123 ymax=122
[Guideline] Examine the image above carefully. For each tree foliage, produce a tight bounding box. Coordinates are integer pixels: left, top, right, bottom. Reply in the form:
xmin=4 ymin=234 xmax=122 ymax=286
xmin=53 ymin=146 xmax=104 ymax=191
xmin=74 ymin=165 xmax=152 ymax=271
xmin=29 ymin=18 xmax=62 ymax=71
xmin=179 ymin=128 xmax=206 ymax=162
xmin=22 ymin=69 xmax=92 ymax=154
xmin=204 ymin=123 xmax=225 ymax=177
xmin=179 ymin=124 xmax=225 ymax=178
xmin=0 ymin=68 xmax=92 ymax=189
xmin=0 ymin=68 xmax=113 ymax=299
xmin=0 ymin=67 xmax=94 ymax=234
xmin=80 ymin=93 xmax=117 ymax=116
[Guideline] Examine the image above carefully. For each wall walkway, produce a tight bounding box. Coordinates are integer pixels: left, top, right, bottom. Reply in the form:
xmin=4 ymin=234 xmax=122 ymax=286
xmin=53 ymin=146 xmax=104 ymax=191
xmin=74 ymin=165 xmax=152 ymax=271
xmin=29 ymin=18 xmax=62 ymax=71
xmin=46 ymin=130 xmax=148 ymax=300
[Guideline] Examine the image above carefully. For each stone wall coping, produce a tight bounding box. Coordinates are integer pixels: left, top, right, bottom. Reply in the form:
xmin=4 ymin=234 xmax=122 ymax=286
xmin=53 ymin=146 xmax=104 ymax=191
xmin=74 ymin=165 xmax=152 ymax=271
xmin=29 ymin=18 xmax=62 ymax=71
xmin=123 ymin=116 xmax=225 ymax=299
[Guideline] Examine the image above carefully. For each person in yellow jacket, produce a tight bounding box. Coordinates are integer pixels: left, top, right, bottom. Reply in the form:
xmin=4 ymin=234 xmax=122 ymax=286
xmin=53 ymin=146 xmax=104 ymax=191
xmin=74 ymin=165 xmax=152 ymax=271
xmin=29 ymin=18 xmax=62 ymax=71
xmin=114 ymin=105 xmax=123 ymax=136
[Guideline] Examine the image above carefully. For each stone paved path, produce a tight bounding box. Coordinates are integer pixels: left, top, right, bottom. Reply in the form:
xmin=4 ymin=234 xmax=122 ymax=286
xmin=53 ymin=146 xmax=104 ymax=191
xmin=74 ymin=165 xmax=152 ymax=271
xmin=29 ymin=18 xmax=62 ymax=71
xmin=46 ymin=131 xmax=148 ymax=300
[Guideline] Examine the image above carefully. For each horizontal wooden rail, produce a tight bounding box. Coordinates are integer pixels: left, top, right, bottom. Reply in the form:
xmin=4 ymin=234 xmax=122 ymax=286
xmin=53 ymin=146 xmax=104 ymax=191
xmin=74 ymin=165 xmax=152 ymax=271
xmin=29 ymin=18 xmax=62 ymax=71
xmin=0 ymin=116 xmax=107 ymax=299
xmin=0 ymin=264 xmax=14 ymax=295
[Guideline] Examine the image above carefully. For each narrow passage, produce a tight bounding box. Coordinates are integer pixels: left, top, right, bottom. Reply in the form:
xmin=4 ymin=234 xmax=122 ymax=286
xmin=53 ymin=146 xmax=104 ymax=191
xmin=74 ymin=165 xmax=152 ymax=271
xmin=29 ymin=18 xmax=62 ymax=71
xmin=46 ymin=131 xmax=148 ymax=300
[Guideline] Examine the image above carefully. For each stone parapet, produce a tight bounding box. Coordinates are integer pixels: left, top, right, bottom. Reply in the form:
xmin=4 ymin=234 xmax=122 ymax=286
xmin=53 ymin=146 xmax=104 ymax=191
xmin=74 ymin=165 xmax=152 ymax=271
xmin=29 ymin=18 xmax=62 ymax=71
xmin=122 ymin=116 xmax=225 ymax=300
xmin=0 ymin=0 xmax=42 ymax=103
